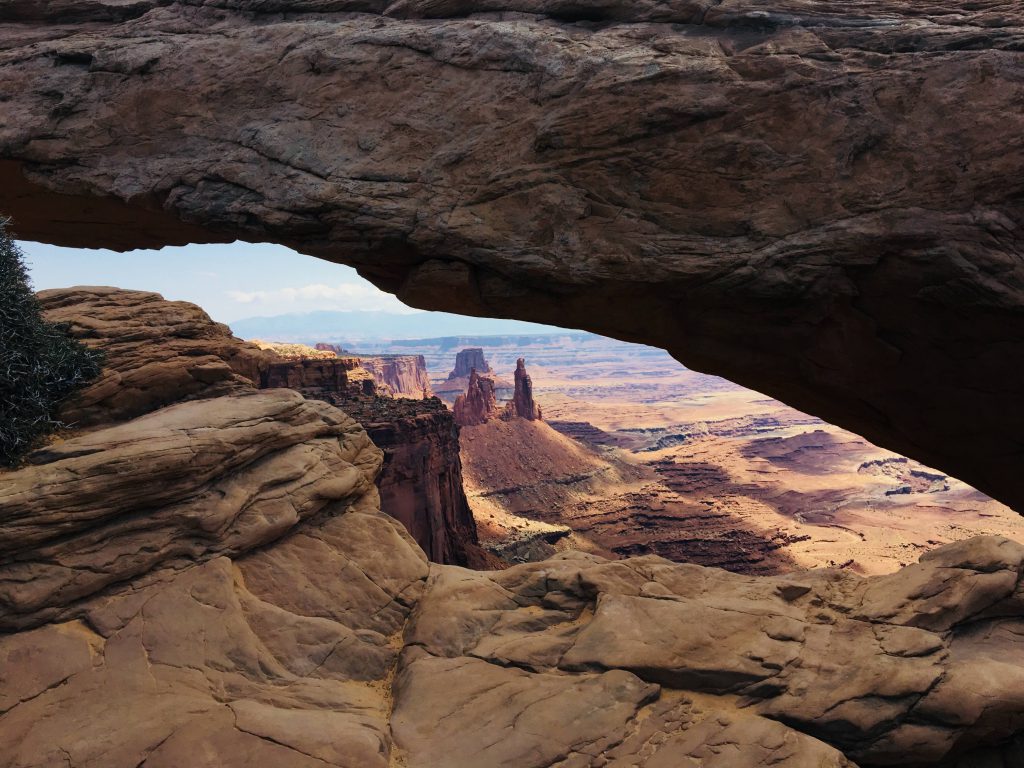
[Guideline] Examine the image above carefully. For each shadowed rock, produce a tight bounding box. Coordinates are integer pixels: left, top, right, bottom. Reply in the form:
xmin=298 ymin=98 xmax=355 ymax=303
xmin=3 ymin=289 xmax=1024 ymax=764
xmin=0 ymin=1 xmax=1021 ymax=509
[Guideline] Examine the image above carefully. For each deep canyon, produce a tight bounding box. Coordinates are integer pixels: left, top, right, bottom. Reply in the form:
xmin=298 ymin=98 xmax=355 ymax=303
xmin=1 ymin=0 xmax=1024 ymax=765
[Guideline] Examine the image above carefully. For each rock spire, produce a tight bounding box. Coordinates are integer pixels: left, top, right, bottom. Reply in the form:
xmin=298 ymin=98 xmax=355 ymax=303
xmin=503 ymin=358 xmax=541 ymax=421
xmin=452 ymin=368 xmax=498 ymax=427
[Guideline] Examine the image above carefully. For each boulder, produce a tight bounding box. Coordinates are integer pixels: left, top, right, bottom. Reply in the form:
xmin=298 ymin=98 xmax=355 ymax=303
xmin=37 ymin=286 xmax=269 ymax=427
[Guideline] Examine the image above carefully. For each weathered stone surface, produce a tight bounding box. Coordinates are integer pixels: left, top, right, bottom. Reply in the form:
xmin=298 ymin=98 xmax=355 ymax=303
xmin=355 ymin=354 xmax=433 ymax=397
xmin=0 ymin=508 xmax=427 ymax=768
xmin=397 ymin=536 xmax=1024 ymax=767
xmin=0 ymin=389 xmax=382 ymax=630
xmin=3 ymin=374 xmax=1024 ymax=764
xmin=503 ymin=356 xmax=542 ymax=421
xmin=1 ymin=3 xmax=1022 ymax=510
xmin=37 ymin=286 xmax=269 ymax=426
xmin=448 ymin=348 xmax=491 ymax=381
xmin=452 ymin=367 xmax=498 ymax=426
xmin=264 ymin=350 xmax=487 ymax=567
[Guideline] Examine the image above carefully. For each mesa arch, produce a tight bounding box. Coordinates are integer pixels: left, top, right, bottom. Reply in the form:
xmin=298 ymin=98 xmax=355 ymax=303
xmin=1 ymin=0 xmax=1022 ymax=511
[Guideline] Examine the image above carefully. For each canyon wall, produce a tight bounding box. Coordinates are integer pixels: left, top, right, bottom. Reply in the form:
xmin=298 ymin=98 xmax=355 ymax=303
xmin=263 ymin=381 xmax=483 ymax=568
xmin=38 ymin=289 xmax=482 ymax=568
xmin=339 ymin=396 xmax=489 ymax=568
xmin=355 ymin=355 xmax=433 ymax=398
xmin=2 ymin=2 xmax=1021 ymax=510
xmin=261 ymin=357 xmax=377 ymax=398
xmin=253 ymin=348 xmax=480 ymax=567
xmin=502 ymin=357 xmax=542 ymax=421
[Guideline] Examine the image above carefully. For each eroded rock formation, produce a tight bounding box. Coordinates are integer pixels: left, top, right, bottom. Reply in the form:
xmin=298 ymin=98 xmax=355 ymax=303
xmin=38 ymin=287 xmax=482 ymax=567
xmin=452 ymin=367 xmax=498 ymax=427
xmin=503 ymin=356 xmax=542 ymax=421
xmin=3 ymin=286 xmax=1024 ymax=765
xmin=38 ymin=287 xmax=269 ymax=427
xmin=262 ymin=356 xmax=378 ymax=399
xmin=0 ymin=2 xmax=1021 ymax=509
xmin=355 ymin=354 xmax=432 ymax=398
xmin=340 ymin=395 xmax=492 ymax=568
xmin=253 ymin=343 xmax=480 ymax=566
xmin=447 ymin=348 xmax=491 ymax=381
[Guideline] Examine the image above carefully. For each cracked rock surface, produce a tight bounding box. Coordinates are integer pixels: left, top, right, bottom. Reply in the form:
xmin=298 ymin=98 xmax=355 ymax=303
xmin=3 ymin=291 xmax=1024 ymax=765
xmin=1 ymin=0 xmax=1023 ymax=511
xmin=37 ymin=286 xmax=271 ymax=427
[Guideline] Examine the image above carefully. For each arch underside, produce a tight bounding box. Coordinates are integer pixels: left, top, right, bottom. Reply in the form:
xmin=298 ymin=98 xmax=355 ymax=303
xmin=1 ymin=0 xmax=1022 ymax=510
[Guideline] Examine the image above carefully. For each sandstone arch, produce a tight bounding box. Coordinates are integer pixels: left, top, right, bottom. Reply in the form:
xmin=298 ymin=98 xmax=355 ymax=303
xmin=1 ymin=0 xmax=1022 ymax=509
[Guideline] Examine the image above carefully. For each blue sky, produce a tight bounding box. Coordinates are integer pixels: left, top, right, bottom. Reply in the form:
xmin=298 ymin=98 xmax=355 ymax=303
xmin=20 ymin=240 xmax=422 ymax=323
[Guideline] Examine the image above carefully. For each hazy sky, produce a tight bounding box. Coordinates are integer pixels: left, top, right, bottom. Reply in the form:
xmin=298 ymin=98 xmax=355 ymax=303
xmin=19 ymin=240 xmax=421 ymax=323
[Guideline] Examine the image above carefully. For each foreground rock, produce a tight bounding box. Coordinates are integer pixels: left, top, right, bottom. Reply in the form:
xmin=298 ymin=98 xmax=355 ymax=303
xmin=1 ymin=3 xmax=1022 ymax=510
xmin=0 ymin=390 xmax=381 ymax=631
xmin=396 ymin=536 xmax=1024 ymax=768
xmin=4 ymin=287 xmax=1024 ymax=764
xmin=37 ymin=287 xmax=487 ymax=568
xmin=4 ymin=411 xmax=1024 ymax=767
xmin=38 ymin=287 xmax=268 ymax=426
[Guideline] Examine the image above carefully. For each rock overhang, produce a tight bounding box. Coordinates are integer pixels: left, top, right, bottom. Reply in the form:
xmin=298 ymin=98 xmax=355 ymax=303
xmin=1 ymin=0 xmax=1022 ymax=509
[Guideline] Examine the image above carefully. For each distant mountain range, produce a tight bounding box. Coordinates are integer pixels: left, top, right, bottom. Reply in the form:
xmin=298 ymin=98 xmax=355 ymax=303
xmin=229 ymin=310 xmax=577 ymax=344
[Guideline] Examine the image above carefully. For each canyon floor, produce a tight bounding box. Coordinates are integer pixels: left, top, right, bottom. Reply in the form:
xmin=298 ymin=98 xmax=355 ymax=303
xmin=389 ymin=334 xmax=1024 ymax=576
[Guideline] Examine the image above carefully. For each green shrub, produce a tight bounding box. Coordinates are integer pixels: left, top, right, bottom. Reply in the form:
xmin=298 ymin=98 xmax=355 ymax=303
xmin=0 ymin=217 xmax=103 ymax=466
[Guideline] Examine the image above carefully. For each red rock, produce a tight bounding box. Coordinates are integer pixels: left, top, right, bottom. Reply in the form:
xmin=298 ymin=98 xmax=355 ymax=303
xmin=448 ymin=348 xmax=491 ymax=381
xmin=356 ymin=355 xmax=433 ymax=398
xmin=503 ymin=358 xmax=542 ymax=421
xmin=352 ymin=397 xmax=485 ymax=567
xmin=452 ymin=368 xmax=498 ymax=427
xmin=262 ymin=357 xmax=378 ymax=399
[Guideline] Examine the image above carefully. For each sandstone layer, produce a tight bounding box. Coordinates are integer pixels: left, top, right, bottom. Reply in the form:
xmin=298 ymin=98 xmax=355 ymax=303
xmin=317 ymin=394 xmax=491 ymax=568
xmin=262 ymin=356 xmax=378 ymax=399
xmin=38 ymin=287 xmax=269 ymax=427
xmin=452 ymin=367 xmax=499 ymax=427
xmin=4 ymin=419 xmax=1024 ymax=768
xmin=3 ymin=287 xmax=1024 ymax=765
xmin=354 ymin=354 xmax=432 ymax=398
xmin=1 ymin=3 xmax=1022 ymax=509
xmin=38 ymin=287 xmax=484 ymax=567
xmin=256 ymin=358 xmax=483 ymax=566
